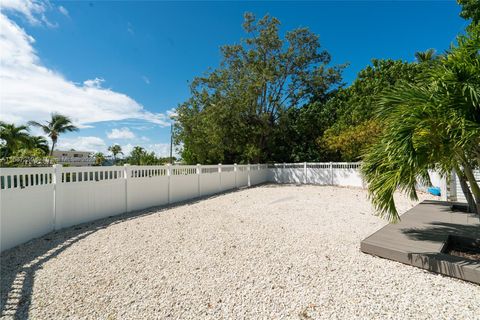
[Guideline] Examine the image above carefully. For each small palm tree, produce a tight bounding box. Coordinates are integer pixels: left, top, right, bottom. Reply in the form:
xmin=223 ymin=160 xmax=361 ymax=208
xmin=26 ymin=136 xmax=50 ymax=155
xmin=108 ymin=144 xmax=123 ymax=164
xmin=0 ymin=122 xmax=31 ymax=156
xmin=28 ymin=113 xmax=78 ymax=156
xmin=93 ymin=152 xmax=106 ymax=166
xmin=362 ymin=29 xmax=480 ymax=220
xmin=414 ymin=48 xmax=437 ymax=63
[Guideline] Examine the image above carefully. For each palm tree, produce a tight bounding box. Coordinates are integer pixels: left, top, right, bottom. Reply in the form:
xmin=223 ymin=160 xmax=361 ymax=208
xmin=108 ymin=144 xmax=123 ymax=164
xmin=28 ymin=113 xmax=78 ymax=156
xmin=0 ymin=122 xmax=31 ymax=156
xmin=361 ymin=28 xmax=480 ymax=221
xmin=26 ymin=136 xmax=50 ymax=155
xmin=93 ymin=152 xmax=105 ymax=166
xmin=414 ymin=48 xmax=437 ymax=63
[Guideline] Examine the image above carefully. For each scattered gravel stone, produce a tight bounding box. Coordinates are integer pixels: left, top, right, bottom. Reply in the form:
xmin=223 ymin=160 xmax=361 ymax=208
xmin=1 ymin=185 xmax=478 ymax=319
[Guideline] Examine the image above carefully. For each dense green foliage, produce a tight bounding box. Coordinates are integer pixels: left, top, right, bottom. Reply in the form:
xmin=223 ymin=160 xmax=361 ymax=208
xmin=322 ymin=59 xmax=426 ymax=161
xmin=175 ymin=13 xmax=344 ymax=164
xmin=0 ymin=121 xmax=53 ymax=165
xmin=362 ymin=22 xmax=480 ymax=220
xmin=175 ymin=12 xmax=438 ymax=164
xmin=122 ymin=146 xmax=175 ymax=165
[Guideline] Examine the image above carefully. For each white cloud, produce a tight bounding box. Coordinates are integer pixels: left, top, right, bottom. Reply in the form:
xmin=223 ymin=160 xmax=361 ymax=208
xmin=0 ymin=3 xmax=170 ymax=128
xmin=107 ymin=127 xmax=136 ymax=140
xmin=120 ymin=142 xmax=175 ymax=158
xmin=56 ymin=136 xmax=107 ymax=153
xmin=83 ymin=77 xmax=105 ymax=89
xmin=58 ymin=5 xmax=69 ymax=17
xmin=0 ymin=0 xmax=53 ymax=26
xmin=127 ymin=22 xmax=134 ymax=35
xmin=142 ymin=75 xmax=150 ymax=84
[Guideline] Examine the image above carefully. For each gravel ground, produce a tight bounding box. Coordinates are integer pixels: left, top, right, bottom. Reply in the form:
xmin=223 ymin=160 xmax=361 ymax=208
xmin=1 ymin=185 xmax=479 ymax=320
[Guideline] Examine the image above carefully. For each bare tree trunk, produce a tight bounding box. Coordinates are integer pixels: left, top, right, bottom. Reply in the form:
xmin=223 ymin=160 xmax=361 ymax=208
xmin=454 ymin=166 xmax=478 ymax=215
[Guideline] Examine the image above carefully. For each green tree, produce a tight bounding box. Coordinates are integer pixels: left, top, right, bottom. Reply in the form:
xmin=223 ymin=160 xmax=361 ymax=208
xmin=25 ymin=136 xmax=50 ymax=155
xmin=0 ymin=122 xmax=31 ymax=157
xmin=362 ymin=25 xmax=480 ymax=220
xmin=93 ymin=152 xmax=106 ymax=166
xmin=458 ymin=0 xmax=480 ymax=27
xmin=176 ymin=13 xmax=344 ymax=164
xmin=323 ymin=59 xmax=425 ymax=161
xmin=108 ymin=144 xmax=123 ymax=164
xmin=28 ymin=113 xmax=78 ymax=156
xmin=127 ymin=146 xmax=160 ymax=165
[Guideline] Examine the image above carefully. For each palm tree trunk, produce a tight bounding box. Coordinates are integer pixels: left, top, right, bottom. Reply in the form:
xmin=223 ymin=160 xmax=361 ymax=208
xmin=463 ymin=162 xmax=480 ymax=214
xmin=49 ymin=141 xmax=56 ymax=156
xmin=454 ymin=165 xmax=478 ymax=215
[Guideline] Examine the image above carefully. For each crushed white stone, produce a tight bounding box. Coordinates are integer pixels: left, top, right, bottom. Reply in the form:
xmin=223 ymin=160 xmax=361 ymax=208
xmin=1 ymin=185 xmax=479 ymax=319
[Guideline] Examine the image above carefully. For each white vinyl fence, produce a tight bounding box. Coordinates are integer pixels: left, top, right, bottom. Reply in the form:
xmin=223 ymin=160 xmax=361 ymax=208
xmin=269 ymin=162 xmax=364 ymax=187
xmin=1 ymin=162 xmax=452 ymax=252
xmin=0 ymin=164 xmax=268 ymax=251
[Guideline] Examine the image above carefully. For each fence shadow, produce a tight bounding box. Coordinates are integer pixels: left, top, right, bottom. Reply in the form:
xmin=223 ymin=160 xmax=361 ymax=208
xmin=0 ymin=185 xmax=264 ymax=319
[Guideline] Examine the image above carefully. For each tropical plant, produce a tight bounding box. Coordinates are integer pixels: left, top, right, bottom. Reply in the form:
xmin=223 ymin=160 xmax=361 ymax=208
xmin=0 ymin=122 xmax=31 ymax=156
xmin=361 ymin=25 xmax=480 ymax=221
xmin=414 ymin=48 xmax=437 ymax=63
xmin=108 ymin=144 xmax=123 ymax=164
xmin=25 ymin=135 xmax=50 ymax=155
xmin=126 ymin=146 xmax=160 ymax=165
xmin=28 ymin=113 xmax=78 ymax=156
xmin=323 ymin=59 xmax=425 ymax=161
xmin=93 ymin=152 xmax=106 ymax=166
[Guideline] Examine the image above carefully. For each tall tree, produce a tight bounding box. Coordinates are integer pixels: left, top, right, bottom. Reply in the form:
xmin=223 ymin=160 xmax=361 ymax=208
xmin=322 ymin=59 xmax=424 ymax=161
xmin=28 ymin=113 xmax=78 ymax=156
xmin=175 ymin=13 xmax=344 ymax=164
xmin=108 ymin=144 xmax=123 ymax=164
xmin=0 ymin=122 xmax=31 ymax=157
xmin=362 ymin=24 xmax=480 ymax=220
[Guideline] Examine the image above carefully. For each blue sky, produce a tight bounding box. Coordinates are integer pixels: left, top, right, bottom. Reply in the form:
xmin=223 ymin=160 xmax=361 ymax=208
xmin=0 ymin=1 xmax=466 ymax=156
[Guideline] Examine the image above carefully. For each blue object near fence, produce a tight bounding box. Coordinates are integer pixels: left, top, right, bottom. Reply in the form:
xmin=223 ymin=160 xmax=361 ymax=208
xmin=427 ymin=187 xmax=441 ymax=196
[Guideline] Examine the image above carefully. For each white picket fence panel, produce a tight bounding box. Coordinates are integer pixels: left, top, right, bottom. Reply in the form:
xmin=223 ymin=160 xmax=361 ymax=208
xmin=2 ymin=161 xmax=453 ymax=252
xmin=0 ymin=163 xmax=268 ymax=251
xmin=269 ymin=162 xmax=364 ymax=187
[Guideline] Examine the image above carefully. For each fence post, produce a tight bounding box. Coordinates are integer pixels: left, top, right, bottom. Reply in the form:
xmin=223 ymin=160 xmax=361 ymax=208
xmin=52 ymin=164 xmax=63 ymax=230
xmin=197 ymin=164 xmax=201 ymax=197
xmin=234 ymin=163 xmax=237 ymax=188
xmin=247 ymin=163 xmax=251 ymax=187
xmin=167 ymin=164 xmax=171 ymax=204
xmin=123 ymin=164 xmax=130 ymax=213
xmin=330 ymin=162 xmax=334 ymax=185
xmin=304 ymin=162 xmax=307 ymax=184
xmin=449 ymin=170 xmax=457 ymax=202
xmin=218 ymin=163 xmax=222 ymax=192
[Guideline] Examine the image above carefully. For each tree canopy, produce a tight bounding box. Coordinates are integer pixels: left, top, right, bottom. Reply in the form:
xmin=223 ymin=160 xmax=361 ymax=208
xmin=175 ymin=13 xmax=344 ymax=164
